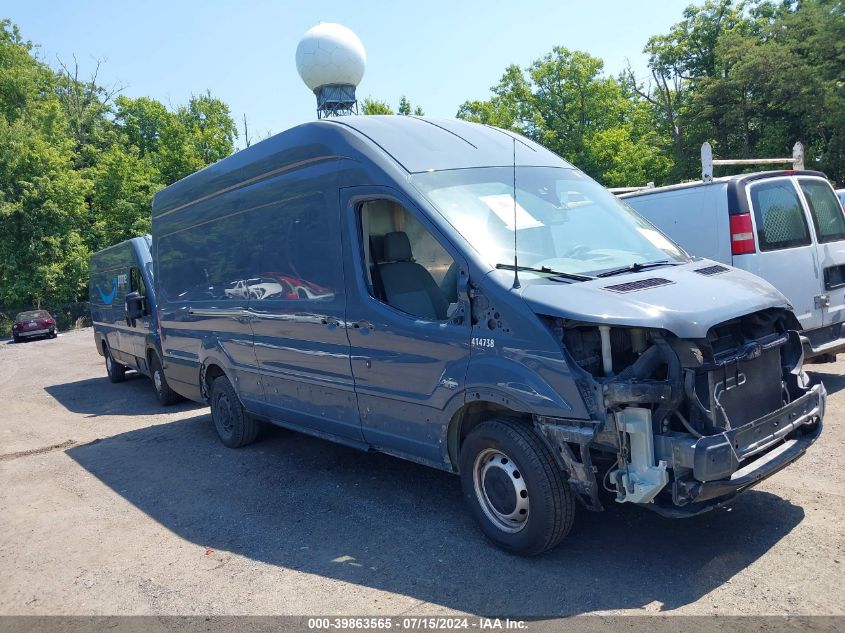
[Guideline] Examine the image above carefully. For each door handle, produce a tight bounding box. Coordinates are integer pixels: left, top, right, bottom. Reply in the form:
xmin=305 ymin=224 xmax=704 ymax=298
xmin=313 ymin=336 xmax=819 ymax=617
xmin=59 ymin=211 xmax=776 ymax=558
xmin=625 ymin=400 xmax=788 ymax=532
xmin=321 ymin=316 xmax=340 ymax=327
xmin=352 ymin=320 xmax=374 ymax=332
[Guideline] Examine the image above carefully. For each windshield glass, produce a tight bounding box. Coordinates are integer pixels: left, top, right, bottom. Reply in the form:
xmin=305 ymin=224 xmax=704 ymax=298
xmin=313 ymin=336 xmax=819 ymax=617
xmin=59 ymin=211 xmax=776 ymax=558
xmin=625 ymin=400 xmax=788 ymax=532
xmin=17 ymin=310 xmax=50 ymax=321
xmin=411 ymin=167 xmax=688 ymax=276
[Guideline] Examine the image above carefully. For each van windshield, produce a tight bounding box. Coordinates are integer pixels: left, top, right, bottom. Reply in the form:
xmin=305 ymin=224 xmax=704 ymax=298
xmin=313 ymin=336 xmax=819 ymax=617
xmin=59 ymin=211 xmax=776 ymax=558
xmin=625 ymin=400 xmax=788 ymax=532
xmin=411 ymin=167 xmax=688 ymax=276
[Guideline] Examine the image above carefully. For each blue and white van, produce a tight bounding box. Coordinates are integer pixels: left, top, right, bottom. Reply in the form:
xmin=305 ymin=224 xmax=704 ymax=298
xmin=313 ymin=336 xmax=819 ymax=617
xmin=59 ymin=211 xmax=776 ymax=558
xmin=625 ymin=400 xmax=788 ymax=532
xmin=88 ymin=235 xmax=180 ymax=405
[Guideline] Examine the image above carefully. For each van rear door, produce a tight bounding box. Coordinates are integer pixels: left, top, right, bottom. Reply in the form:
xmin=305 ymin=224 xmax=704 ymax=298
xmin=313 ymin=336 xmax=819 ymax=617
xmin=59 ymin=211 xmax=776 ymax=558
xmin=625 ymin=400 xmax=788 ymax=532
xmin=739 ymin=176 xmax=824 ymax=330
xmin=795 ymin=176 xmax=845 ymax=328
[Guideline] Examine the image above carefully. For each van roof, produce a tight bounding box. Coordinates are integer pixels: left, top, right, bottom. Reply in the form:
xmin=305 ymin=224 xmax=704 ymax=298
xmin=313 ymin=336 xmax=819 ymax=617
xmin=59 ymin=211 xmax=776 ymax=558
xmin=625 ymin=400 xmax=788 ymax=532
xmin=152 ymin=116 xmax=572 ymax=218
xmin=619 ymin=169 xmax=829 ymax=199
xmin=89 ymin=235 xmax=150 ymax=259
xmin=89 ymin=235 xmax=151 ymax=271
xmin=325 ymin=116 xmax=572 ymax=172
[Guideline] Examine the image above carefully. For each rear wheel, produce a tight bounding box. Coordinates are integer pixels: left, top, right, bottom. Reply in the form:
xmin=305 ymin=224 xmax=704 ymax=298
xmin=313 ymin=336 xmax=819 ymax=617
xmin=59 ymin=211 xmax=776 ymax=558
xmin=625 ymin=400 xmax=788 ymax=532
xmin=150 ymin=353 xmax=181 ymax=406
xmin=210 ymin=375 xmax=257 ymax=448
xmin=12 ymin=333 xmax=20 ymax=343
xmin=459 ymin=418 xmax=574 ymax=556
xmin=49 ymin=330 xmax=57 ymax=339
xmin=104 ymin=345 xmax=126 ymax=383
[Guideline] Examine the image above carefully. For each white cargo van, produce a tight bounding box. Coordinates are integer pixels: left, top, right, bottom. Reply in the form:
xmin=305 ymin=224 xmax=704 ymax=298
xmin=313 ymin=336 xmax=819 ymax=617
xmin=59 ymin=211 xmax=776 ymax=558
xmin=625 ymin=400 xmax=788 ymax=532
xmin=622 ymin=171 xmax=845 ymax=360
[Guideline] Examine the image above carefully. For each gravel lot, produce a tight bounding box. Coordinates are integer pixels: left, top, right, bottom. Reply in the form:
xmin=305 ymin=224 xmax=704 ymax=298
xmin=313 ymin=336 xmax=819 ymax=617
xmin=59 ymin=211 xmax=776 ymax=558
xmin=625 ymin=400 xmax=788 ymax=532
xmin=1 ymin=327 xmax=843 ymax=617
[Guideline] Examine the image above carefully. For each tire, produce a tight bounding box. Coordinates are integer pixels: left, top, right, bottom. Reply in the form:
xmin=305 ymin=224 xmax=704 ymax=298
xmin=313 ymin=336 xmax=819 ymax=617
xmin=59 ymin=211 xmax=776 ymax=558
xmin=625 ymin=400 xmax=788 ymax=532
xmin=459 ymin=418 xmax=574 ymax=556
xmin=12 ymin=333 xmax=20 ymax=344
xmin=150 ymin=353 xmax=181 ymax=406
xmin=49 ymin=330 xmax=57 ymax=339
xmin=210 ymin=374 xmax=257 ymax=448
xmin=104 ymin=344 xmax=126 ymax=383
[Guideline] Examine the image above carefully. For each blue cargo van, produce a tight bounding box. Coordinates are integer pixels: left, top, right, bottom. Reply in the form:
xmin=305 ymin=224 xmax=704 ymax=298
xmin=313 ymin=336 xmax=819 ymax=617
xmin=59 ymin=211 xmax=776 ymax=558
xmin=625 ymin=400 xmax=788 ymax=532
xmin=152 ymin=116 xmax=824 ymax=555
xmin=89 ymin=236 xmax=181 ymax=405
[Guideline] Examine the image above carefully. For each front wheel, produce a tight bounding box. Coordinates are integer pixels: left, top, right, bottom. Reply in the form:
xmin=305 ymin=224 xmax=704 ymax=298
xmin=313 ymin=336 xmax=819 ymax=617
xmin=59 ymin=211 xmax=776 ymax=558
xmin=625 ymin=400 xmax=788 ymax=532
xmin=210 ymin=375 xmax=257 ymax=448
xmin=459 ymin=419 xmax=574 ymax=556
xmin=150 ymin=353 xmax=181 ymax=406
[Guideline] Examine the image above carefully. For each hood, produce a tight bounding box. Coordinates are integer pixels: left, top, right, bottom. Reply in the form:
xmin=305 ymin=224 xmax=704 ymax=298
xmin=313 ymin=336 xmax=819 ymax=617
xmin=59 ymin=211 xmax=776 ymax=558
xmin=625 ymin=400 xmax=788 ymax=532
xmin=518 ymin=260 xmax=791 ymax=339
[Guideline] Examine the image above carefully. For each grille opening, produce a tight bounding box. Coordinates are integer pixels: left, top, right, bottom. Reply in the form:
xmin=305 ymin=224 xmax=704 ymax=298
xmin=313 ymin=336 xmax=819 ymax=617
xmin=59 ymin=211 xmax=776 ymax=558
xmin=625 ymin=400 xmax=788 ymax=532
xmin=694 ymin=264 xmax=729 ymax=276
xmin=604 ymin=278 xmax=674 ymax=293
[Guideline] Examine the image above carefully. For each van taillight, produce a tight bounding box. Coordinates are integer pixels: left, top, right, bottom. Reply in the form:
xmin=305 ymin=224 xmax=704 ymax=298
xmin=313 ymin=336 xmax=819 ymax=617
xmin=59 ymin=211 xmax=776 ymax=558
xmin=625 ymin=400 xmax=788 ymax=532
xmin=730 ymin=213 xmax=756 ymax=255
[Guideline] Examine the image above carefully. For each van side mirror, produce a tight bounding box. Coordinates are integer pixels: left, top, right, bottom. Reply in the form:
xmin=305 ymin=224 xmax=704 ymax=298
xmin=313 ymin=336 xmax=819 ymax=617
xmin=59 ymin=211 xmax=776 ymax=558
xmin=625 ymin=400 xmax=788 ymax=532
xmin=126 ymin=291 xmax=145 ymax=320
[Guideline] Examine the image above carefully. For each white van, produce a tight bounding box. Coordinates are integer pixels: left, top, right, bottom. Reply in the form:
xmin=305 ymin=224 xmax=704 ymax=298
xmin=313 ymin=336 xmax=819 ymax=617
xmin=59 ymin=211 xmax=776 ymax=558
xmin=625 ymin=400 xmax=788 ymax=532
xmin=621 ymin=171 xmax=845 ymax=361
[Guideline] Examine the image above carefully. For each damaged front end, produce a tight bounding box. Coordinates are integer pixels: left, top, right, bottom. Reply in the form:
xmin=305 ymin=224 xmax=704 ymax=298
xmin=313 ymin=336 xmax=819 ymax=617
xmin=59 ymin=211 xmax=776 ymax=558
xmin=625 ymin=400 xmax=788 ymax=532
xmin=536 ymin=308 xmax=825 ymax=516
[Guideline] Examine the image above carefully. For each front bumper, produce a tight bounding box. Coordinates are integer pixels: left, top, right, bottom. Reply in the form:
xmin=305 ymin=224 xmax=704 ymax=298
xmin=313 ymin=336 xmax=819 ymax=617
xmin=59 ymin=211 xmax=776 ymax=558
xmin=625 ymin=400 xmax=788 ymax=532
xmin=660 ymin=383 xmax=825 ymax=515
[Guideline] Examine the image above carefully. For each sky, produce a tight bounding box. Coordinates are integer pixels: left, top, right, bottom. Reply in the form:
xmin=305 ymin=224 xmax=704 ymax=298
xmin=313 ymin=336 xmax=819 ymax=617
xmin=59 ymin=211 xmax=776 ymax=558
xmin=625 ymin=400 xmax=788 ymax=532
xmin=7 ymin=1 xmax=690 ymax=148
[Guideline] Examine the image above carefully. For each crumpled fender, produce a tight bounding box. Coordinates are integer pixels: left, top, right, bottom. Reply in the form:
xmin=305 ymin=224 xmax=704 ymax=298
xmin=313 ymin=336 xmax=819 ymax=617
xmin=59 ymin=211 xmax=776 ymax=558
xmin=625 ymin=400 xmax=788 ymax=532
xmin=461 ymin=354 xmax=579 ymax=416
xmin=437 ymin=353 xmax=592 ymax=470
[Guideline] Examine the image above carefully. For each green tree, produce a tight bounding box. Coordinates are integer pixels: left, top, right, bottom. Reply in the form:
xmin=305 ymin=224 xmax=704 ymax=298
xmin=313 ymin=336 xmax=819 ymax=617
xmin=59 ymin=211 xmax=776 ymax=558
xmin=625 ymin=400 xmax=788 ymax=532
xmin=114 ymin=95 xmax=172 ymax=157
xmin=361 ymin=97 xmax=394 ymax=115
xmin=363 ymin=96 xmax=424 ymax=116
xmin=458 ymin=47 xmax=673 ymax=185
xmin=87 ymin=144 xmax=161 ymax=249
xmin=628 ymin=0 xmax=845 ymax=183
xmin=397 ymin=95 xmax=425 ymax=115
xmin=177 ymin=91 xmax=237 ymax=165
xmin=624 ymin=0 xmax=752 ymax=179
xmin=692 ymin=0 xmax=845 ymax=182
xmin=0 ymin=20 xmax=239 ymax=310
xmin=0 ymin=21 xmax=90 ymax=306
xmin=0 ymin=103 xmax=91 ymax=306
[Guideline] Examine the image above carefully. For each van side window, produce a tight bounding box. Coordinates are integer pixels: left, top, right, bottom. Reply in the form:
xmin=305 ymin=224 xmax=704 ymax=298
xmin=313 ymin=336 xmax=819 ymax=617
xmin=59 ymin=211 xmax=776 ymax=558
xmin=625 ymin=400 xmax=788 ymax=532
xmin=749 ymin=180 xmax=812 ymax=251
xmin=130 ymin=267 xmax=146 ymax=297
xmin=158 ymin=213 xmax=262 ymax=301
xmin=254 ymin=194 xmax=337 ymax=301
xmin=158 ymin=194 xmax=338 ymax=303
xmin=798 ymin=179 xmax=845 ymax=243
xmin=359 ymin=199 xmax=456 ymax=321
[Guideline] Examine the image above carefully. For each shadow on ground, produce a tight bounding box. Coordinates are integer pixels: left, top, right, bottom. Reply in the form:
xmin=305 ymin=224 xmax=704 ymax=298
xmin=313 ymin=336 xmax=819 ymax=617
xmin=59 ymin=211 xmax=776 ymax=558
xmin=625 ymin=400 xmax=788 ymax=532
xmin=808 ymin=367 xmax=845 ymax=396
xmin=67 ymin=417 xmax=804 ymax=617
xmin=3 ymin=335 xmax=56 ymax=345
xmin=45 ymin=373 xmax=203 ymax=417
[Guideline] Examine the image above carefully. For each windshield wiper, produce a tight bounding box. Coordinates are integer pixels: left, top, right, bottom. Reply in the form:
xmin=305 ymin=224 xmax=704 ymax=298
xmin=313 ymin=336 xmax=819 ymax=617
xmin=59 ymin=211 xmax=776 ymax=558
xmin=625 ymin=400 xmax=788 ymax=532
xmin=595 ymin=260 xmax=682 ymax=278
xmin=495 ymin=263 xmax=594 ymax=282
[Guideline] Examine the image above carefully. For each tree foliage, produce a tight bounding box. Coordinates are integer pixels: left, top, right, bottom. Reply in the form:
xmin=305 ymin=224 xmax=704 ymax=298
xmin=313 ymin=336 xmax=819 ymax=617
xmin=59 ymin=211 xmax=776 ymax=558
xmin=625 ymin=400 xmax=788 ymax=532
xmin=2 ymin=2 xmax=843 ymax=310
xmin=0 ymin=19 xmax=237 ymax=308
xmin=458 ymin=49 xmax=673 ymax=186
xmin=362 ymin=95 xmax=424 ymax=116
xmin=459 ymin=0 xmax=845 ymax=186
xmin=361 ymin=97 xmax=394 ymax=115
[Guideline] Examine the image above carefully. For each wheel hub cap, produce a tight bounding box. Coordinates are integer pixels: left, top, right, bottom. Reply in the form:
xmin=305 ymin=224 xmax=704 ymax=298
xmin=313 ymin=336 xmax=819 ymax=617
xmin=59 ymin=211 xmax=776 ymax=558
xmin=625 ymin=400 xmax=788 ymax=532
xmin=473 ymin=448 xmax=529 ymax=533
xmin=216 ymin=394 xmax=234 ymax=434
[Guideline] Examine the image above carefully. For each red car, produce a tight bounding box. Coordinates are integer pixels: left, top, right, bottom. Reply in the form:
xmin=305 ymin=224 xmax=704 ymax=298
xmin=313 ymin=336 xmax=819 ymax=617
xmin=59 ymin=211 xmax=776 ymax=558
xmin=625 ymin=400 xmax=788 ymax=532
xmin=12 ymin=310 xmax=57 ymax=343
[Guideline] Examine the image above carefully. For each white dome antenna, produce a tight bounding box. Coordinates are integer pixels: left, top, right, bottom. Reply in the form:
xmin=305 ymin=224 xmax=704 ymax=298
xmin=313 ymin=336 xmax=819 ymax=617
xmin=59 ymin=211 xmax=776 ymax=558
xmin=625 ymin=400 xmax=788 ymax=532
xmin=296 ymin=22 xmax=367 ymax=119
